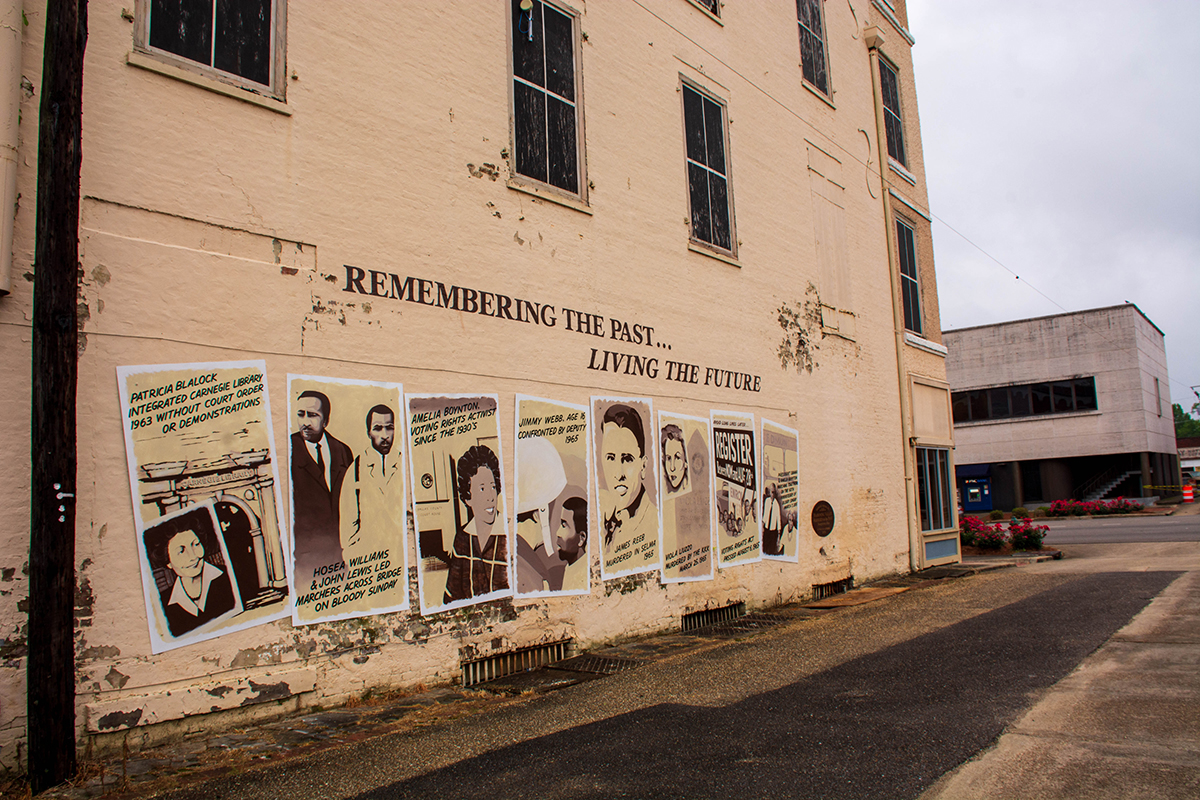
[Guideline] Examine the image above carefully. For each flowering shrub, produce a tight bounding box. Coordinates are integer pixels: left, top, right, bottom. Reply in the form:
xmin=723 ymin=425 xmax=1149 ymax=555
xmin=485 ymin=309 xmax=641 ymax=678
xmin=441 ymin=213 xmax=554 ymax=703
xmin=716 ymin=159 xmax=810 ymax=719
xmin=1009 ymin=517 xmax=1049 ymax=550
xmin=1048 ymin=498 xmax=1141 ymax=517
xmin=959 ymin=515 xmax=993 ymax=546
xmin=974 ymin=524 xmax=1009 ymax=550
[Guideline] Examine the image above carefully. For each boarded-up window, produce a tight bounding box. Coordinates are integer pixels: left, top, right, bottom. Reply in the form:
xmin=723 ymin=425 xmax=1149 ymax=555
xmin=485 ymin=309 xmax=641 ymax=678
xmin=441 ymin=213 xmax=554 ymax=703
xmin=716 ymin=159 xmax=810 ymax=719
xmin=912 ymin=382 xmax=951 ymax=441
xmin=797 ymin=0 xmax=830 ymax=96
xmin=683 ymin=82 xmax=734 ymax=254
xmin=143 ymin=0 xmax=278 ymax=91
xmin=511 ymin=0 xmax=580 ymax=196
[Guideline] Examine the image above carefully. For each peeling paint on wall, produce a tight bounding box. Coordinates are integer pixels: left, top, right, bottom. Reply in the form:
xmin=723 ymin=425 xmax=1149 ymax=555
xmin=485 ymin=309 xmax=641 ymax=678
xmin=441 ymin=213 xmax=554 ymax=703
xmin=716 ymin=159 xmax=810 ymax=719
xmin=776 ymin=284 xmax=823 ymax=374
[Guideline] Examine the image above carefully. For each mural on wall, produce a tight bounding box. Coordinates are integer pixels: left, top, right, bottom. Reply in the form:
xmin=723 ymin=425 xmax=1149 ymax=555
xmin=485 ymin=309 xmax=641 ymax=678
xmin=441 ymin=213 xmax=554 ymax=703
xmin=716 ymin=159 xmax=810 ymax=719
xmin=405 ymin=394 xmax=511 ymax=614
xmin=117 ymin=361 xmax=290 ymax=653
xmin=657 ymin=412 xmax=714 ymax=583
xmin=712 ymin=409 xmax=761 ymax=567
xmin=513 ymin=396 xmax=591 ymax=597
xmin=287 ymin=376 xmax=408 ymax=625
xmin=760 ymin=419 xmax=800 ymax=562
xmin=591 ymin=397 xmax=660 ymax=579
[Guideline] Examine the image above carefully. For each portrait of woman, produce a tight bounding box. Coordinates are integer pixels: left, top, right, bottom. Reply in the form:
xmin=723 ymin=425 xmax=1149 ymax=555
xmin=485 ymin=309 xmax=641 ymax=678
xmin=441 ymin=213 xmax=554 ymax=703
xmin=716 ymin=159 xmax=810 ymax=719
xmin=442 ymin=444 xmax=509 ymax=603
xmin=143 ymin=506 xmax=241 ymax=639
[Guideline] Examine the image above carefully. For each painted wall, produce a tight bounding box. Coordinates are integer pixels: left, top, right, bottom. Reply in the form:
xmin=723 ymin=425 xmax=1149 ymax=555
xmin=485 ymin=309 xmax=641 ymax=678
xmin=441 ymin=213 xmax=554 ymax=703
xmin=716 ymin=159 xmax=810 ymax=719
xmin=0 ymin=1 xmax=946 ymax=767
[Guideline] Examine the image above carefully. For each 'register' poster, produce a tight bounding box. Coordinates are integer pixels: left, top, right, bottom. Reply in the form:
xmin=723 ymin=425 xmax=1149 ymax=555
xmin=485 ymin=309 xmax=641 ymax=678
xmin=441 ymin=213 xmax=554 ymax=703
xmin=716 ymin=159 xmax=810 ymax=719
xmin=286 ymin=375 xmax=408 ymax=625
xmin=760 ymin=418 xmax=800 ymax=562
xmin=117 ymin=360 xmax=290 ymax=653
xmin=712 ymin=409 xmax=761 ymax=567
xmin=592 ymin=397 xmax=660 ymax=580
xmin=406 ymin=394 xmax=511 ymax=615
xmin=513 ymin=396 xmax=591 ymax=597
xmin=658 ymin=411 xmax=714 ymax=583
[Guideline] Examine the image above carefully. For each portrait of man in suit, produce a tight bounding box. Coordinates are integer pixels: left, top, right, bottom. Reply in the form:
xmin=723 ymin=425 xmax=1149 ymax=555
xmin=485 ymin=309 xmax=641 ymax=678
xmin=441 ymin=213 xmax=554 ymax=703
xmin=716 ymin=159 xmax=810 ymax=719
xmin=291 ymin=390 xmax=353 ymax=580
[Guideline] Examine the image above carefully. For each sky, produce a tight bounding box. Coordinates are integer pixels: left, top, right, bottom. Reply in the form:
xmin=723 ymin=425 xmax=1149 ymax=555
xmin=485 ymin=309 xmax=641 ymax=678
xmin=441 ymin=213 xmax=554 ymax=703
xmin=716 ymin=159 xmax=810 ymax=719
xmin=907 ymin=0 xmax=1200 ymax=415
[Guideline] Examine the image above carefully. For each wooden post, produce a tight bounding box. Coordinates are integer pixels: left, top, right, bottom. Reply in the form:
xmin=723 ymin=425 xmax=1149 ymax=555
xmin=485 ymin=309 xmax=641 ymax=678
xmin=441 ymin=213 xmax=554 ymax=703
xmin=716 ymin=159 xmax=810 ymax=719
xmin=28 ymin=0 xmax=87 ymax=791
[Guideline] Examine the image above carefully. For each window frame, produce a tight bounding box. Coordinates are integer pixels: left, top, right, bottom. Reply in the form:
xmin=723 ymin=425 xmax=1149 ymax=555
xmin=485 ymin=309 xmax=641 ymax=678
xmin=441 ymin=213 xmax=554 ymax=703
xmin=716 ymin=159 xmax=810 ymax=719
xmin=796 ymin=0 xmax=831 ymax=98
xmin=894 ymin=215 xmax=921 ymax=335
xmin=133 ymin=0 xmax=287 ymax=101
xmin=952 ymin=376 xmax=1099 ymax=423
xmin=680 ymin=77 xmax=737 ymax=259
xmin=915 ymin=447 xmax=954 ymax=533
xmin=507 ymin=0 xmax=588 ymax=205
xmin=877 ymin=55 xmax=907 ymax=168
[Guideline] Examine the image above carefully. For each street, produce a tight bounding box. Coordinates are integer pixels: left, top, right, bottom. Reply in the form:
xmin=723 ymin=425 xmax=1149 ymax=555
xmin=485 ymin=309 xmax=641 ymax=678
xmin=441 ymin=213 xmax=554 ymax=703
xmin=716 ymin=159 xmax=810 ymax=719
xmin=1042 ymin=513 xmax=1200 ymax=544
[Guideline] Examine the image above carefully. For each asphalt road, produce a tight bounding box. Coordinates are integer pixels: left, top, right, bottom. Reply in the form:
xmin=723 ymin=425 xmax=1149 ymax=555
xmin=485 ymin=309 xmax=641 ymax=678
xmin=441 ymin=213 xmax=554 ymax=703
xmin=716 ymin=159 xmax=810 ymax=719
xmin=1042 ymin=514 xmax=1200 ymax=545
xmin=157 ymin=569 xmax=1182 ymax=800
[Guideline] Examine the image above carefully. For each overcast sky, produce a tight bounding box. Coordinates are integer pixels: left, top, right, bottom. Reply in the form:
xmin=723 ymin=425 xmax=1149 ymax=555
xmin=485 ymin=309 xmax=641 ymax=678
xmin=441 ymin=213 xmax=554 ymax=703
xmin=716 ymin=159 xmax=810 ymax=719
xmin=907 ymin=0 xmax=1200 ymax=414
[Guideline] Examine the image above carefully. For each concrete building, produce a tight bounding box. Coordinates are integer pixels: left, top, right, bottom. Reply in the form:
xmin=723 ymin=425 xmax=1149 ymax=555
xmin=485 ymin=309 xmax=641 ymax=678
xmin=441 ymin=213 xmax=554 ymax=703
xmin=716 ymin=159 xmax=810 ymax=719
xmin=945 ymin=304 xmax=1177 ymax=512
xmin=0 ymin=0 xmax=954 ymax=769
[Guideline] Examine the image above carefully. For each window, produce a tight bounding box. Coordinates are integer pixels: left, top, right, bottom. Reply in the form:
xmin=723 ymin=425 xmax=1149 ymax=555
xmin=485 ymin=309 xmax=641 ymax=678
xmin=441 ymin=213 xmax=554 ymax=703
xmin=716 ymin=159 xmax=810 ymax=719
xmin=137 ymin=0 xmax=283 ymax=96
xmin=682 ymin=81 xmax=734 ymax=254
xmin=797 ymin=0 xmax=829 ymax=96
xmin=878 ymin=58 xmax=906 ymax=167
xmin=511 ymin=0 xmax=582 ymax=197
xmin=691 ymin=0 xmax=721 ymax=18
xmin=895 ymin=217 xmax=921 ymax=334
xmin=952 ymin=377 xmax=1099 ymax=423
xmin=916 ymin=447 xmax=953 ymax=532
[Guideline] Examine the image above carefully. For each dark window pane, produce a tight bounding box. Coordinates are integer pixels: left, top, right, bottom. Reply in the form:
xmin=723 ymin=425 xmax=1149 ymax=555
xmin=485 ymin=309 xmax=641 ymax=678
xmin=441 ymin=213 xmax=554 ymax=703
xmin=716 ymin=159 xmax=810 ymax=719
xmin=1073 ymin=377 xmax=1097 ymax=411
xmin=968 ymin=390 xmax=988 ymax=421
xmin=682 ymin=86 xmax=707 ymax=166
xmin=952 ymin=392 xmax=969 ymax=423
xmin=797 ymin=0 xmax=816 ymax=29
xmin=512 ymin=0 xmax=545 ymax=87
xmin=703 ymin=97 xmax=726 ymax=174
xmin=698 ymin=0 xmax=720 ymax=16
xmin=1052 ymin=381 xmax=1074 ymax=413
xmin=513 ymin=81 xmax=547 ymax=183
xmin=546 ymin=96 xmax=578 ymax=193
xmin=708 ymin=173 xmax=731 ymax=250
xmin=150 ymin=0 xmax=213 ymax=66
xmin=988 ymin=387 xmax=1010 ymax=418
xmin=897 ymin=222 xmax=917 ymax=278
xmin=214 ymin=0 xmax=271 ymax=86
xmin=916 ymin=449 xmax=931 ymax=532
xmin=938 ymin=450 xmax=952 ymax=530
xmin=879 ymin=60 xmax=907 ymax=165
xmin=688 ymin=162 xmax=711 ymax=244
xmin=903 ymin=278 xmax=921 ymax=334
xmin=1031 ymin=383 xmax=1052 ymax=415
xmin=1010 ymin=385 xmax=1032 ymax=416
xmin=542 ymin=4 xmax=574 ymax=101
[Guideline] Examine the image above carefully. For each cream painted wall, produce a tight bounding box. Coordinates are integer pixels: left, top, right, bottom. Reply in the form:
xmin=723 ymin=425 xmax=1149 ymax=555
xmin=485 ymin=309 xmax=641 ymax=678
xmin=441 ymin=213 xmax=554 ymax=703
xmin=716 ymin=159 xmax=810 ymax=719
xmin=0 ymin=1 xmax=948 ymax=766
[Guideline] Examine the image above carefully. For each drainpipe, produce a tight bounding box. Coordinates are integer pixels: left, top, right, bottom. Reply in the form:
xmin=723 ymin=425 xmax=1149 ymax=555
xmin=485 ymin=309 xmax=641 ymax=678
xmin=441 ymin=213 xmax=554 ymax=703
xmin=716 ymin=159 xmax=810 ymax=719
xmin=0 ymin=0 xmax=21 ymax=297
xmin=865 ymin=27 xmax=921 ymax=573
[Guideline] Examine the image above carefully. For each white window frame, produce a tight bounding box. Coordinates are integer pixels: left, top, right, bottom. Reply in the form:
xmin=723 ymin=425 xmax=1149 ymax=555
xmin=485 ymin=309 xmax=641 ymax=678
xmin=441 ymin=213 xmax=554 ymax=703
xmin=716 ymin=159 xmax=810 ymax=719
xmin=680 ymin=77 xmax=737 ymax=259
xmin=133 ymin=0 xmax=287 ymax=101
xmin=507 ymin=0 xmax=588 ymax=206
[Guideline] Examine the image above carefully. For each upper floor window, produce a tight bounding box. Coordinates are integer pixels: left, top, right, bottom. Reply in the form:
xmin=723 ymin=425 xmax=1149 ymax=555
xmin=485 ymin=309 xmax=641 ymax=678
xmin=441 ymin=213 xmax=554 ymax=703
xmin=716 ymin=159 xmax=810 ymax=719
xmin=896 ymin=217 xmax=921 ymax=334
xmin=510 ymin=0 xmax=583 ymax=198
xmin=691 ymin=0 xmax=721 ymax=19
xmin=952 ymin=377 xmax=1099 ymax=423
xmin=137 ymin=0 xmax=284 ymax=97
xmin=878 ymin=58 xmax=907 ymax=167
xmin=797 ymin=0 xmax=830 ymax=96
xmin=682 ymin=81 xmax=735 ymax=255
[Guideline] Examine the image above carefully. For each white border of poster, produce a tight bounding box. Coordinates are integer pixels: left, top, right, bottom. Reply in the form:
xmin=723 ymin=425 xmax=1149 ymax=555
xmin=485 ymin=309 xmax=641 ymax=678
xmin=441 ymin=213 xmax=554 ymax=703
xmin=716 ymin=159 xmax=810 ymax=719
xmin=711 ymin=409 xmax=762 ymax=568
xmin=591 ymin=396 xmax=661 ymax=581
xmin=512 ymin=395 xmax=592 ymax=598
xmin=405 ymin=393 xmax=512 ymax=615
xmin=117 ymin=360 xmax=291 ymax=653
xmin=759 ymin=418 xmax=800 ymax=563
xmin=657 ymin=411 xmax=715 ymax=584
xmin=286 ymin=375 xmax=409 ymax=625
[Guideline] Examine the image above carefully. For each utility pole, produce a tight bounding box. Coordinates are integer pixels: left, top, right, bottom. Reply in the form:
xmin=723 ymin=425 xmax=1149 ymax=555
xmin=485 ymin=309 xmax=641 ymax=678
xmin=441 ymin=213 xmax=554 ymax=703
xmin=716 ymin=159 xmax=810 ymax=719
xmin=28 ymin=0 xmax=87 ymax=791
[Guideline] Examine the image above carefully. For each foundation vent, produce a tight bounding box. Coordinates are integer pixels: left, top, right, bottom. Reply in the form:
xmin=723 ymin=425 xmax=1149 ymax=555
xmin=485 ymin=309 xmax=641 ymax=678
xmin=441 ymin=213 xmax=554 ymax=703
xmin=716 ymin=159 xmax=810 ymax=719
xmin=681 ymin=601 xmax=746 ymax=633
xmin=461 ymin=639 xmax=574 ymax=687
xmin=812 ymin=576 xmax=854 ymax=601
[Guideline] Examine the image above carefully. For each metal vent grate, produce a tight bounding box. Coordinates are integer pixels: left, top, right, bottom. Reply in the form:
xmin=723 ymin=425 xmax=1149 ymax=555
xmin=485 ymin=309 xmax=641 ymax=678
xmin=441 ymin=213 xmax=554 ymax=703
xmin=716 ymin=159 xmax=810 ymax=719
xmin=812 ymin=577 xmax=854 ymax=601
xmin=681 ymin=601 xmax=746 ymax=632
xmin=694 ymin=613 xmax=790 ymax=638
xmin=551 ymin=654 xmax=644 ymax=675
xmin=461 ymin=639 xmax=574 ymax=687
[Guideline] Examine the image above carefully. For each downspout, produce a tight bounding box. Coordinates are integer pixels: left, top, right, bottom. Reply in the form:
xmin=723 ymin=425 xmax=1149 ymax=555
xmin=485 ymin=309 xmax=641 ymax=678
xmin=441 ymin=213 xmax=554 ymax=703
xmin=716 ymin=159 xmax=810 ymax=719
xmin=865 ymin=27 xmax=921 ymax=573
xmin=0 ymin=0 xmax=21 ymax=296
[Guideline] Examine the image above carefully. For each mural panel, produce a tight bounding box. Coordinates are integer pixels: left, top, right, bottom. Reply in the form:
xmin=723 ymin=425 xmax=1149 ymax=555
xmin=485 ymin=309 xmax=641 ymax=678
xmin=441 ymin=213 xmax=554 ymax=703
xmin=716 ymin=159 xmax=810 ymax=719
xmin=712 ymin=409 xmax=761 ymax=567
xmin=287 ymin=376 xmax=408 ymax=625
xmin=760 ymin=419 xmax=800 ymax=562
xmin=657 ymin=411 xmax=714 ymax=583
xmin=405 ymin=394 xmax=511 ymax=614
xmin=513 ymin=395 xmax=591 ymax=597
xmin=591 ymin=397 xmax=660 ymax=579
xmin=117 ymin=360 xmax=289 ymax=652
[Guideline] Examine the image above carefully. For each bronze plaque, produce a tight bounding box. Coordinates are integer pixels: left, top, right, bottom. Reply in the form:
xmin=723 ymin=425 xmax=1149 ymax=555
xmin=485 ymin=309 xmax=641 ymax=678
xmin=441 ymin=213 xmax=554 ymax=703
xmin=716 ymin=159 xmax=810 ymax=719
xmin=811 ymin=501 xmax=835 ymax=537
